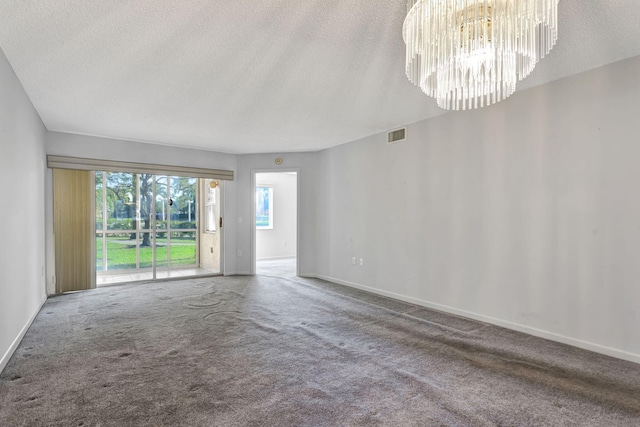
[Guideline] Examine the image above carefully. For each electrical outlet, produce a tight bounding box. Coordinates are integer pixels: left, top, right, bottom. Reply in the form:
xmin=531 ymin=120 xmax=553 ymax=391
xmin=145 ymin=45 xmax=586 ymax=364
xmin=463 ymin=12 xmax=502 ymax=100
xmin=351 ymin=257 xmax=356 ymax=265
xmin=359 ymin=258 xmax=364 ymax=266
xmin=282 ymin=241 xmax=286 ymax=246
xmin=238 ymin=217 xmax=243 ymax=224
xmin=237 ymin=249 xmax=243 ymax=257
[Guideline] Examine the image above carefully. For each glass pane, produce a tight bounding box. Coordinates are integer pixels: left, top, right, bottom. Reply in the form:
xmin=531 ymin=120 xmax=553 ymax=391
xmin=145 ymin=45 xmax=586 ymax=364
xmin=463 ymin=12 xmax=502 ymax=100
xmin=155 ymin=176 xmax=168 ymax=230
xmin=205 ymin=205 xmax=215 ymax=232
xmin=105 ymin=233 xmax=137 ymax=271
xmin=205 ymin=179 xmax=218 ymax=232
xmin=169 ymin=231 xmax=196 ymax=267
xmin=155 ymin=231 xmax=168 ymax=268
xmin=95 ymin=172 xmax=103 ymax=231
xmin=139 ymin=233 xmax=154 ymax=269
xmin=169 ymin=176 xmax=197 ymax=229
xmin=96 ymin=233 xmax=103 ymax=271
xmin=138 ymin=173 xmax=154 ymax=248
xmin=106 ymin=172 xmax=136 ymax=231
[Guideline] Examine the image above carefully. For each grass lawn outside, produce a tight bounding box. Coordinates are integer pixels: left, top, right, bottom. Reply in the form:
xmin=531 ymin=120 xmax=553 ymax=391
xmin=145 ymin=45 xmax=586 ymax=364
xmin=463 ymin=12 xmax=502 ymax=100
xmin=97 ymin=234 xmax=196 ymax=271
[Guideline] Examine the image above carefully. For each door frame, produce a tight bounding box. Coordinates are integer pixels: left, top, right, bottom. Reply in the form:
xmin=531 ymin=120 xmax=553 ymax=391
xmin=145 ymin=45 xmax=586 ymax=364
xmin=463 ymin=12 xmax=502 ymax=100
xmin=219 ymin=179 xmax=226 ymax=276
xmin=197 ymin=178 xmax=225 ymax=276
xmin=250 ymin=168 xmax=300 ymax=276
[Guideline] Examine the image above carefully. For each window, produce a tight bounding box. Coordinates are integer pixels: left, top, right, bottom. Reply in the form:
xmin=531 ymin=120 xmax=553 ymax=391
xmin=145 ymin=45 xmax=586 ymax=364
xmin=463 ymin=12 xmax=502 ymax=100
xmin=95 ymin=172 xmax=198 ymax=272
xmin=205 ymin=179 xmax=218 ymax=233
xmin=256 ymin=187 xmax=273 ymax=229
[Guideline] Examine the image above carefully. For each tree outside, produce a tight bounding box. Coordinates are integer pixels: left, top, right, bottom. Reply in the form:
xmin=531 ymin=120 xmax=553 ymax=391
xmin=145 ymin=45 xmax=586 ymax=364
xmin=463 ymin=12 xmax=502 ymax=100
xmin=96 ymin=172 xmax=198 ymax=272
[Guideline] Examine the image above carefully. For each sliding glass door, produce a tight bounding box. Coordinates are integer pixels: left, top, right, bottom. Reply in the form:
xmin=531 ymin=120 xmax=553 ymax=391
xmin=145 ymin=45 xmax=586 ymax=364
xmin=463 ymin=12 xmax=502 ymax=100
xmin=95 ymin=172 xmax=219 ymax=285
xmin=96 ymin=171 xmax=139 ymax=273
xmin=154 ymin=175 xmax=198 ymax=278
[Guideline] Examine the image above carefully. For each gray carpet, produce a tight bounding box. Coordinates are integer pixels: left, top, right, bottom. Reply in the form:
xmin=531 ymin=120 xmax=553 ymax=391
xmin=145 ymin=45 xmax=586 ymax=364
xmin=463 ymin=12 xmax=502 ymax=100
xmin=1 ymin=270 xmax=639 ymax=426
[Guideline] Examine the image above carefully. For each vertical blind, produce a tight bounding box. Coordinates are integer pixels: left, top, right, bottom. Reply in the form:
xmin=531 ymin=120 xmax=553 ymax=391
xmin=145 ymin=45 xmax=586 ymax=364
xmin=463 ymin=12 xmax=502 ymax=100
xmin=53 ymin=169 xmax=94 ymax=292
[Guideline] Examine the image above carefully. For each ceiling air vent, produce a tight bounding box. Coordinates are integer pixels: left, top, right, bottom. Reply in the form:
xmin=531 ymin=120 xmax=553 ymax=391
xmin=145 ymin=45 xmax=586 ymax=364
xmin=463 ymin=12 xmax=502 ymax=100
xmin=387 ymin=128 xmax=406 ymax=144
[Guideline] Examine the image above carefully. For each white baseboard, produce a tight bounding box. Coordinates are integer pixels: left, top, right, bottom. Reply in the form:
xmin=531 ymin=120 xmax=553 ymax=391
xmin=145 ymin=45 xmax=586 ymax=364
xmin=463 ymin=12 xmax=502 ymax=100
xmin=313 ymin=274 xmax=640 ymax=365
xmin=256 ymin=256 xmax=296 ymax=261
xmin=0 ymin=296 xmax=47 ymax=374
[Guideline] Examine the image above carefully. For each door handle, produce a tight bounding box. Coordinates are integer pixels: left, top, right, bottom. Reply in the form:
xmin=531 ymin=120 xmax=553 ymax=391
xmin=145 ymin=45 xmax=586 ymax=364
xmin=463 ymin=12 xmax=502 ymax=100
xmin=219 ymin=217 xmax=223 ymax=228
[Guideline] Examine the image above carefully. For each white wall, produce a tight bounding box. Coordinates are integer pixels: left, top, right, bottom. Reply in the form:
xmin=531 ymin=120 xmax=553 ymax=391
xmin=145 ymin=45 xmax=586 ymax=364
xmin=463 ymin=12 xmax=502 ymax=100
xmin=235 ymin=153 xmax=319 ymax=276
xmin=316 ymin=55 xmax=640 ymax=363
xmin=0 ymin=48 xmax=47 ymax=372
xmin=256 ymin=172 xmax=297 ymax=260
xmin=45 ymin=132 xmax=239 ymax=276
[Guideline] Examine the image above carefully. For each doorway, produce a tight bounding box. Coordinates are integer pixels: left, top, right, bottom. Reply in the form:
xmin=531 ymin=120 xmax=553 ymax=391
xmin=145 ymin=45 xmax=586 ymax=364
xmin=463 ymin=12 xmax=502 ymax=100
xmin=253 ymin=171 xmax=298 ymax=276
xmin=95 ymin=172 xmax=222 ymax=285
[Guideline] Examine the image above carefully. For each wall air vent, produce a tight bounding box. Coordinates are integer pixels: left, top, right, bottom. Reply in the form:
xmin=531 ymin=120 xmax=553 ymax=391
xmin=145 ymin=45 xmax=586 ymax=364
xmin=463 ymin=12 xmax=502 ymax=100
xmin=387 ymin=128 xmax=406 ymax=144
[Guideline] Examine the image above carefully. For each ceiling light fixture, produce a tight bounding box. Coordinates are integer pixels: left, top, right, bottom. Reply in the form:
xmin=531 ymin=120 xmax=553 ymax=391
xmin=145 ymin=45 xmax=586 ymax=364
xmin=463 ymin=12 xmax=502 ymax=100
xmin=403 ymin=0 xmax=559 ymax=110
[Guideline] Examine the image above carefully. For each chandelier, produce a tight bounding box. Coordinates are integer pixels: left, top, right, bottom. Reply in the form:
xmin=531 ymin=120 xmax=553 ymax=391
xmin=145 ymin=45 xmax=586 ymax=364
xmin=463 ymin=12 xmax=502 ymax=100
xmin=403 ymin=0 xmax=559 ymax=110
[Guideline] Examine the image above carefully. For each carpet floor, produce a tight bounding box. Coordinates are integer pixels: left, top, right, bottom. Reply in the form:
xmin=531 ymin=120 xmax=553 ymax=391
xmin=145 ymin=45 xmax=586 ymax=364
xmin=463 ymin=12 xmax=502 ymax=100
xmin=1 ymin=271 xmax=639 ymax=426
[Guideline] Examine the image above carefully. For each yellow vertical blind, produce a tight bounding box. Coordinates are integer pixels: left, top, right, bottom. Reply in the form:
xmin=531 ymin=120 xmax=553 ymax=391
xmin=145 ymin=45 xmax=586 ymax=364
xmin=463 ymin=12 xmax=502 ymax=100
xmin=53 ymin=169 xmax=94 ymax=293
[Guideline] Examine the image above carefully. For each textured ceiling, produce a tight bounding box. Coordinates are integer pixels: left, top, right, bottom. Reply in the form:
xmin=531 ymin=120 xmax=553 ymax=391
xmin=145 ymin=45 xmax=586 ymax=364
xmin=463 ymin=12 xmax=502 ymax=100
xmin=0 ymin=1 xmax=639 ymax=154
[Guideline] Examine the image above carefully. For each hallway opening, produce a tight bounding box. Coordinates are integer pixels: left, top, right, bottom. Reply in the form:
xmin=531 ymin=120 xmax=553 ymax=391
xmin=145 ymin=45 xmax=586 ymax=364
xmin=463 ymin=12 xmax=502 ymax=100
xmin=254 ymin=171 xmax=298 ymax=276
